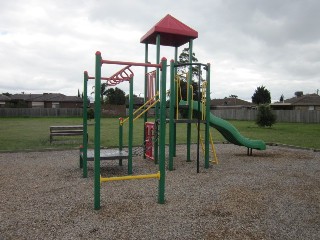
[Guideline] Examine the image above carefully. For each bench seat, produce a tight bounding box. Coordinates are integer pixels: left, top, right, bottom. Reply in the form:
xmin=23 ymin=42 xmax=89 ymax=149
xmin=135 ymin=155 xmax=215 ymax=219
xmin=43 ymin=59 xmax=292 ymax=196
xmin=50 ymin=125 xmax=83 ymax=143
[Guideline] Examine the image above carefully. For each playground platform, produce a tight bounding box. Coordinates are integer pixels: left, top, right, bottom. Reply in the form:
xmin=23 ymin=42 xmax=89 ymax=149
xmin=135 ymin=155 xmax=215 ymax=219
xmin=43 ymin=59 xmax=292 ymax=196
xmin=82 ymin=149 xmax=129 ymax=161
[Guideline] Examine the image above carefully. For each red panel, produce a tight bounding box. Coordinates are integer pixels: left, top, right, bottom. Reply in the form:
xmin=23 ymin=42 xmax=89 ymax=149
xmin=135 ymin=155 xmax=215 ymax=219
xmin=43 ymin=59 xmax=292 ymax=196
xmin=140 ymin=14 xmax=198 ymax=47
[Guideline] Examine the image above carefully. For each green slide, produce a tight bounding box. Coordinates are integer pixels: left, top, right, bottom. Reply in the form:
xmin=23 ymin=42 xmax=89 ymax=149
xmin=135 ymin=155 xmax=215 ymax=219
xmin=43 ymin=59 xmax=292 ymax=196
xmin=179 ymin=100 xmax=266 ymax=150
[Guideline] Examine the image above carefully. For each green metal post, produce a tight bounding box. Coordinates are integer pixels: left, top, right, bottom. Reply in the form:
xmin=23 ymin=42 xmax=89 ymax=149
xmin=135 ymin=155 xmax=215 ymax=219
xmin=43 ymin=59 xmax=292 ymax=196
xmin=154 ymin=34 xmax=160 ymax=164
xmin=143 ymin=43 xmax=148 ymax=159
xmin=94 ymin=51 xmax=102 ymax=210
xmin=173 ymin=46 xmax=178 ymax=157
xmin=82 ymin=71 xmax=88 ymax=178
xmin=169 ymin=60 xmax=175 ymax=171
xmin=187 ymin=40 xmax=193 ymax=162
xmin=119 ymin=118 xmax=123 ymax=166
xmin=128 ymin=77 xmax=133 ymax=174
xmin=205 ymin=64 xmax=211 ymax=168
xmin=158 ymin=57 xmax=167 ymax=204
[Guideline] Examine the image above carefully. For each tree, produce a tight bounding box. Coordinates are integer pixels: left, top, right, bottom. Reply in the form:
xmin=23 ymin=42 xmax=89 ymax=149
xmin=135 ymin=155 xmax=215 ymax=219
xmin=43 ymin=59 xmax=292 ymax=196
xmin=251 ymin=85 xmax=271 ymax=105
xmin=177 ymin=48 xmax=203 ymax=118
xmin=178 ymin=47 xmax=201 ymax=79
xmin=91 ymin=82 xmax=108 ymax=102
xmin=77 ymin=89 xmax=80 ymax=98
xmin=105 ymin=87 xmax=126 ymax=105
xmin=229 ymin=94 xmax=238 ymax=98
xmin=256 ymin=104 xmax=276 ymax=127
xmin=2 ymin=92 xmax=12 ymax=97
xmin=279 ymin=94 xmax=284 ymax=102
xmin=87 ymin=108 xmax=94 ymax=120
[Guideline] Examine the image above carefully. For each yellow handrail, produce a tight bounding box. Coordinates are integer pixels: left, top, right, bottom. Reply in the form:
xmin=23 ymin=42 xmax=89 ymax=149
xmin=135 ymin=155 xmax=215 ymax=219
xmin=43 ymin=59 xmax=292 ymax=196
xmin=197 ymin=81 xmax=219 ymax=164
xmin=133 ymin=92 xmax=159 ymax=115
xmin=121 ymin=92 xmax=159 ymax=125
xmin=198 ymin=124 xmax=219 ymax=164
xmin=209 ymin=130 xmax=218 ymax=164
xmin=133 ymin=99 xmax=160 ymax=122
xmin=100 ymin=171 xmax=160 ymax=182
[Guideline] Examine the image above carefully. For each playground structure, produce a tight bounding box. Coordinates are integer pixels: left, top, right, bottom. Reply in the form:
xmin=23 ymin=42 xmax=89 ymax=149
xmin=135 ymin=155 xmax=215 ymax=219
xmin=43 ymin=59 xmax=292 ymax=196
xmin=81 ymin=14 xmax=266 ymax=210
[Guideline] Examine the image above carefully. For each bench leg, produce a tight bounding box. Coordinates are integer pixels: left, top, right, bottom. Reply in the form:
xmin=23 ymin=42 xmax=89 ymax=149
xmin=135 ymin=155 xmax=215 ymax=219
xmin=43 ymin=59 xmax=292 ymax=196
xmin=247 ymin=148 xmax=253 ymax=156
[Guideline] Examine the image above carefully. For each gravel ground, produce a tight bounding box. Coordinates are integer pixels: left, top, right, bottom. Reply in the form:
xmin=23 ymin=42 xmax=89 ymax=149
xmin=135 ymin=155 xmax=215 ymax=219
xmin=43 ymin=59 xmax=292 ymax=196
xmin=0 ymin=144 xmax=319 ymax=240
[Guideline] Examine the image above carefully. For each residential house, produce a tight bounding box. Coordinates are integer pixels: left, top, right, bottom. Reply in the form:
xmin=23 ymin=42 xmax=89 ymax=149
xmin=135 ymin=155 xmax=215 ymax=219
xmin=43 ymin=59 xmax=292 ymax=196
xmin=0 ymin=95 xmax=11 ymax=108
xmin=271 ymin=93 xmax=320 ymax=111
xmin=6 ymin=93 xmax=83 ymax=108
xmin=210 ymin=97 xmax=255 ymax=110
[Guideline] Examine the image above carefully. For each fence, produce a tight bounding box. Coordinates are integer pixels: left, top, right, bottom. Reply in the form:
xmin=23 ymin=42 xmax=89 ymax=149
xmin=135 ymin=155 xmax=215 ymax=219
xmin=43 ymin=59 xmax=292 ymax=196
xmin=0 ymin=104 xmax=126 ymax=118
xmin=0 ymin=108 xmax=83 ymax=117
xmin=212 ymin=109 xmax=320 ymax=123
xmin=1 ymin=107 xmax=319 ymax=123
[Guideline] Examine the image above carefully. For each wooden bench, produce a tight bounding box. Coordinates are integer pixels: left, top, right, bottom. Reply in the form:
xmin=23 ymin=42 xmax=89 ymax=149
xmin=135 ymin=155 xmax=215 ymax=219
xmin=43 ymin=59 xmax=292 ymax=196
xmin=50 ymin=125 xmax=83 ymax=143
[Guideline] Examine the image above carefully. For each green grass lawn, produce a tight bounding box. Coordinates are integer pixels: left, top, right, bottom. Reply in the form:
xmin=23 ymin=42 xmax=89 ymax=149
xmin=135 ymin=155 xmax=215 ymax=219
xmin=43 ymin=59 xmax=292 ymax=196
xmin=0 ymin=117 xmax=319 ymax=152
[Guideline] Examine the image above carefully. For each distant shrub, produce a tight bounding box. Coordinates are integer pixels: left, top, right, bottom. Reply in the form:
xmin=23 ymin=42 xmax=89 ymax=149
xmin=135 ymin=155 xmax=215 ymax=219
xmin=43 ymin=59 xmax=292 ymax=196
xmin=256 ymin=104 xmax=276 ymax=127
xmin=87 ymin=108 xmax=94 ymax=120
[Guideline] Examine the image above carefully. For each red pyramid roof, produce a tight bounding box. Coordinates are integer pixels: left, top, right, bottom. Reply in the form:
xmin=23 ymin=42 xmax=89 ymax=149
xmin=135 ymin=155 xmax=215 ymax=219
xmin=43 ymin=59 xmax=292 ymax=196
xmin=140 ymin=14 xmax=198 ymax=47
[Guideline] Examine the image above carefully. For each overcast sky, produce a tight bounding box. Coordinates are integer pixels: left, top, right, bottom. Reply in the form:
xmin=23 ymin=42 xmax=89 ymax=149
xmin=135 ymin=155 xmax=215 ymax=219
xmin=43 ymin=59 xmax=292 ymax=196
xmin=1 ymin=0 xmax=319 ymax=102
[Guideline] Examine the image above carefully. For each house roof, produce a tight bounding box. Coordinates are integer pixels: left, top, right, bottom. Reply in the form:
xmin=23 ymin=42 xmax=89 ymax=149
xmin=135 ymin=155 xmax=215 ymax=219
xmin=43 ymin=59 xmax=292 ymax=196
xmin=0 ymin=95 xmax=11 ymax=101
xmin=140 ymin=14 xmax=198 ymax=47
xmin=283 ymin=94 xmax=320 ymax=106
xmin=10 ymin=94 xmax=42 ymax=101
xmin=211 ymin=98 xmax=253 ymax=106
xmin=10 ymin=93 xmax=82 ymax=102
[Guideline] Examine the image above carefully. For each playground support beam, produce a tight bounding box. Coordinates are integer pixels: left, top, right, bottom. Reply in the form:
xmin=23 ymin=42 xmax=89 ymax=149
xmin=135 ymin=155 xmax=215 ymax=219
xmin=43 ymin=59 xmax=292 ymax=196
xmin=128 ymin=76 xmax=134 ymax=174
xmin=187 ymin=39 xmax=193 ymax=162
xmin=82 ymin=71 xmax=88 ymax=178
xmin=158 ymin=57 xmax=167 ymax=204
xmin=143 ymin=43 xmax=149 ymax=159
xmin=169 ymin=60 xmax=175 ymax=171
xmin=154 ymin=34 xmax=160 ymax=164
xmin=119 ymin=118 xmax=123 ymax=166
xmin=205 ymin=64 xmax=211 ymax=168
xmin=173 ymin=46 xmax=178 ymax=157
xmin=94 ymin=51 xmax=102 ymax=210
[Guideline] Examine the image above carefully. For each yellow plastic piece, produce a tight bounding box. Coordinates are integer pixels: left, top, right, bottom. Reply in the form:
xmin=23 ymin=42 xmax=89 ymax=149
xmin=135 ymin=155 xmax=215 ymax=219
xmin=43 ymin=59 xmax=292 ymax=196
xmin=100 ymin=171 xmax=160 ymax=182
